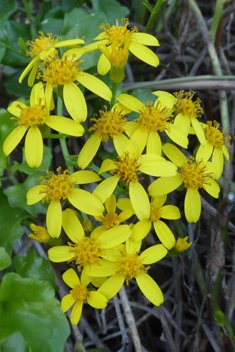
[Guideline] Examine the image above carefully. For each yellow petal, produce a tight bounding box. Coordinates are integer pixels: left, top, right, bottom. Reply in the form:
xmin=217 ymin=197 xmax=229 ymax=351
xmin=69 ymin=189 xmax=104 ymax=216
xmin=84 ymin=259 xmax=117 ymax=277
xmin=46 ymin=201 xmax=62 ymax=238
xmin=72 ymin=170 xmax=101 ymax=184
xmin=19 ymin=56 xmax=39 ymax=83
xmin=93 ymin=176 xmax=119 ymax=203
xmin=78 ymin=134 xmax=101 ymax=169
xmin=204 ymin=179 xmax=220 ymax=198
xmin=62 ymin=208 xmax=84 ymax=242
xmin=105 ymin=194 xmax=116 ymax=214
xmin=174 ymin=113 xmax=190 ymax=135
xmin=160 ymin=205 xmax=181 ymax=219
xmin=125 ymin=122 xmax=139 ymax=137
xmin=25 ymin=127 xmax=43 ymax=168
xmin=151 ymin=194 xmax=167 ymax=207
xmin=148 ymin=173 xmax=183 ymax=196
xmin=162 ymin=143 xmax=186 ymax=167
xmin=118 ymin=209 xmax=134 ymax=222
xmin=97 ymin=53 xmax=111 ymax=75
xmin=222 ymin=145 xmax=229 ymax=162
xmin=140 ymin=244 xmax=168 ymax=264
xmin=26 ymin=185 xmax=44 ymax=205
xmin=130 ymin=128 xmax=148 ymax=154
xmin=71 ymin=301 xmax=83 ymax=325
xmin=8 ymin=101 xmax=27 ymax=117
xmin=139 ymin=158 xmax=177 ymax=177
xmin=48 ymin=245 xmax=74 ymax=262
xmin=126 ymin=239 xmax=142 ymax=254
xmin=62 ymin=268 xmax=80 ymax=288
xmin=98 ymin=225 xmax=132 ymax=249
xmin=116 ymin=197 xmax=133 ymax=211
xmin=99 ymin=159 xmax=117 ymax=174
xmin=45 ymin=83 xmax=54 ymax=111
xmin=98 ymin=275 xmax=124 ymax=300
xmin=3 ymin=126 xmax=27 ymax=156
xmin=101 ymin=245 xmax=123 ymax=261
xmin=185 ymin=188 xmax=201 ymax=223
xmin=116 ymin=94 xmax=143 ymax=112
xmin=87 ymin=291 xmax=108 ymax=309
xmin=28 ymin=59 xmax=41 ymax=87
xmin=196 ymin=141 xmax=213 ymax=163
xmin=76 ymin=72 xmax=112 ymax=101
xmin=129 ymin=41 xmax=159 ymax=67
xmin=61 ymin=294 xmax=76 ymax=313
xmin=212 ymin=147 xmax=224 ymax=180
xmin=133 ymin=33 xmax=160 ymax=46
xmin=46 ymin=116 xmax=84 ymax=136
xmin=129 ymin=182 xmax=150 ymax=220
xmin=30 ymin=82 xmax=45 ymax=106
xmin=146 ymin=131 xmax=161 ymax=155
xmin=191 ymin=118 xmax=206 ymax=146
xmin=90 ymin=226 xmax=106 ymax=240
xmin=130 ymin=220 xmax=152 ymax=242
xmin=136 ymin=272 xmax=164 ymax=306
xmin=54 ymin=39 xmax=85 ymax=48
xmin=114 ymin=134 xmax=137 ymax=156
xmin=165 ymin=124 xmax=189 ymax=149
xmin=153 ymin=220 xmax=176 ymax=249
xmin=64 ymin=81 xmax=87 ymax=122
xmin=89 ymin=276 xmax=107 ymax=288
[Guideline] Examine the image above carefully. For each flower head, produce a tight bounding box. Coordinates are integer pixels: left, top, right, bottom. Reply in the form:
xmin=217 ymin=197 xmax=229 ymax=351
xmin=28 ymin=224 xmax=51 ymax=243
xmin=168 ymin=236 xmax=192 ymax=257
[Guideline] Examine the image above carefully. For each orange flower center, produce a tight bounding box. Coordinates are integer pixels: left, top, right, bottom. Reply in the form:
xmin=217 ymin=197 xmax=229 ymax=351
xmin=111 ymin=152 xmax=141 ymax=184
xmin=89 ymin=106 xmax=127 ymax=139
xmin=39 ymin=167 xmax=75 ymax=203
xmin=180 ymin=157 xmax=212 ymax=190
xmin=26 ymin=31 xmax=59 ymax=58
xmin=174 ymin=90 xmax=204 ymax=119
xmin=100 ymin=18 xmax=138 ymax=47
xmin=69 ymin=237 xmax=104 ymax=270
xmin=137 ymin=101 xmax=171 ymax=132
xmin=116 ymin=252 xmax=149 ymax=284
xmin=204 ymin=120 xmax=231 ymax=149
xmin=102 ymin=212 xmax=120 ymax=229
xmin=13 ymin=104 xmax=48 ymax=128
xmin=70 ymin=283 xmax=88 ymax=301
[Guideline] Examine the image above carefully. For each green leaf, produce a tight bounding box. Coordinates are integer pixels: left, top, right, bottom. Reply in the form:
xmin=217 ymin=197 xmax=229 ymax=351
xmin=40 ymin=18 xmax=64 ymax=36
xmin=0 ymin=332 xmax=29 ymax=352
xmin=0 ymin=0 xmax=18 ymax=21
xmin=3 ymin=70 xmax=34 ymax=98
xmin=62 ymin=0 xmax=81 ymax=13
xmin=91 ymin=0 xmax=129 ymax=23
xmin=3 ymin=172 xmax=47 ymax=217
xmin=0 ymin=273 xmax=70 ymax=352
xmin=0 ymin=189 xmax=28 ymax=253
xmin=0 ymin=247 xmax=11 ymax=270
xmin=13 ymin=249 xmax=56 ymax=289
xmin=62 ymin=7 xmax=89 ymax=35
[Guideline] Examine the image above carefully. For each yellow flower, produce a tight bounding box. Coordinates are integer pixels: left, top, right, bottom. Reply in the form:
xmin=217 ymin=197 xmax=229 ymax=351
xmin=196 ymin=121 xmax=231 ymax=179
xmin=84 ymin=241 xmax=167 ymax=306
xmin=148 ymin=143 xmax=220 ymax=223
xmin=128 ymin=193 xmax=180 ymax=250
xmin=3 ymin=83 xmax=84 ymax=168
xmin=61 ymin=268 xmax=107 ymax=325
xmin=39 ymin=50 xmax=112 ymax=123
xmin=78 ymin=105 xmax=128 ymax=169
xmin=28 ymin=223 xmax=51 ymax=243
xmin=26 ymin=167 xmax=103 ymax=238
xmin=48 ymin=208 xmax=132 ymax=270
xmin=19 ymin=31 xmax=85 ymax=86
xmin=117 ymin=93 xmax=188 ymax=154
xmin=168 ymin=236 xmax=192 ymax=257
xmin=153 ymin=90 xmax=206 ymax=146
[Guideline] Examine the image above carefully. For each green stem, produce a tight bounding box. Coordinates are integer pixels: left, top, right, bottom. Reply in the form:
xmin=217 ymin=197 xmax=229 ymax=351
xmin=111 ymin=82 xmax=119 ymax=108
xmin=209 ymin=0 xmax=225 ymax=40
xmin=144 ymin=0 xmax=165 ymax=33
xmin=48 ymin=133 xmax=68 ymax=139
xmin=156 ymin=0 xmax=178 ymax=32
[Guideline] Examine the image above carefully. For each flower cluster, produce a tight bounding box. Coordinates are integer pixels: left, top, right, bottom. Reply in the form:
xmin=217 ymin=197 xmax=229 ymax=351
xmin=3 ymin=19 xmax=230 ymax=326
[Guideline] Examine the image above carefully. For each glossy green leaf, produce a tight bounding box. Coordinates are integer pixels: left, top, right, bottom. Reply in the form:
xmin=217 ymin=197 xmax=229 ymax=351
xmin=62 ymin=0 xmax=81 ymax=13
xmin=91 ymin=0 xmax=129 ymax=23
xmin=3 ymin=172 xmax=47 ymax=217
xmin=0 ymin=247 xmax=11 ymax=270
xmin=0 ymin=332 xmax=29 ymax=352
xmin=0 ymin=189 xmax=28 ymax=253
xmin=40 ymin=18 xmax=64 ymax=36
xmin=3 ymin=70 xmax=32 ymax=97
xmin=13 ymin=249 xmax=56 ymax=289
xmin=62 ymin=7 xmax=89 ymax=34
xmin=0 ymin=273 xmax=70 ymax=352
xmin=0 ymin=0 xmax=18 ymax=21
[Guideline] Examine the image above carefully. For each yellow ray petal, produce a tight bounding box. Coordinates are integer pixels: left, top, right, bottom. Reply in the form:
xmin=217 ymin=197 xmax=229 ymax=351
xmin=90 ymin=226 xmax=106 ymax=240
xmin=62 ymin=268 xmax=80 ymax=288
xmin=25 ymin=127 xmax=43 ymax=168
xmin=54 ymin=39 xmax=85 ymax=48
xmin=46 ymin=116 xmax=84 ymax=136
xmin=133 ymin=33 xmax=160 ymax=46
xmin=196 ymin=140 xmax=213 ymax=163
xmin=101 ymin=245 xmax=123 ymax=261
xmin=165 ymin=124 xmax=189 ymax=149
xmin=222 ymin=145 xmax=229 ymax=162
xmin=162 ymin=143 xmax=186 ymax=167
xmin=19 ymin=56 xmax=39 ymax=83
xmin=48 ymin=245 xmax=74 ymax=262
xmin=62 ymin=208 xmax=84 ymax=242
xmin=99 ymin=159 xmax=117 ymax=174
xmin=118 ymin=209 xmax=134 ymax=222
xmin=116 ymin=197 xmax=133 ymax=211
xmin=116 ymin=94 xmax=143 ymax=112
xmin=69 ymin=189 xmax=104 ymax=216
xmin=148 ymin=173 xmax=183 ymax=196
xmin=151 ymin=194 xmax=167 ymax=208
xmin=78 ymin=134 xmax=101 ymax=169
xmin=136 ymin=272 xmax=164 ymax=306
xmin=97 ymin=53 xmax=111 ymax=75
xmin=64 ymin=81 xmax=87 ymax=122
xmin=98 ymin=275 xmax=124 ymax=300
xmin=105 ymin=194 xmax=116 ymax=214
xmin=98 ymin=225 xmax=132 ymax=249
xmin=146 ymin=131 xmax=161 ymax=155
xmin=76 ymin=72 xmax=112 ymax=101
xmin=93 ymin=176 xmax=119 ymax=203
xmin=89 ymin=276 xmax=107 ymax=288
xmin=72 ymin=170 xmax=101 ymax=184
xmin=26 ymin=185 xmax=44 ymax=205
xmin=125 ymin=122 xmax=139 ymax=137
xmin=61 ymin=294 xmax=76 ymax=313
xmin=30 ymin=82 xmax=45 ymax=106
xmin=113 ymin=133 xmax=137 ymax=156
xmin=126 ymin=239 xmax=142 ymax=254
xmin=8 ymin=101 xmax=27 ymax=117
xmin=140 ymin=244 xmax=168 ymax=264
xmin=45 ymin=82 xmax=54 ymax=111
xmin=3 ymin=126 xmax=27 ymax=156
xmin=139 ymin=159 xmax=177 ymax=177
xmin=129 ymin=181 xmax=150 ymax=220
xmin=87 ymin=291 xmax=107 ymax=309
xmin=130 ymin=220 xmax=152 ymax=242
xmin=160 ymin=205 xmax=181 ymax=219
xmin=71 ymin=301 xmax=83 ymax=325
xmin=46 ymin=201 xmax=62 ymax=238
xmin=129 ymin=41 xmax=159 ymax=67
xmin=191 ymin=118 xmax=206 ymax=146
xmin=212 ymin=147 xmax=224 ymax=180
xmin=184 ymin=188 xmax=201 ymax=223
xmin=28 ymin=59 xmax=41 ymax=87
xmin=174 ymin=113 xmax=190 ymax=135
xmin=204 ymin=179 xmax=220 ymax=198
xmin=130 ymin=128 xmax=148 ymax=154
xmin=84 ymin=259 xmax=117 ymax=277
xmin=153 ymin=220 xmax=176 ymax=249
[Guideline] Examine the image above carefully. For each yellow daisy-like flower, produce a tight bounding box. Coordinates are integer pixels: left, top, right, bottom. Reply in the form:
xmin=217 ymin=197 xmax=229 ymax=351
xmin=92 ymin=135 xmax=177 ymax=210
xmin=168 ymin=236 xmax=192 ymax=257
xmin=196 ymin=121 xmax=231 ymax=179
xmin=117 ymin=93 xmax=188 ymax=154
xmin=28 ymin=223 xmax=51 ymax=243
xmin=3 ymin=82 xmax=84 ymax=168
xmin=153 ymin=90 xmax=206 ymax=146
xmin=26 ymin=167 xmax=103 ymax=238
xmin=148 ymin=143 xmax=220 ymax=223
xmin=61 ymin=268 xmax=108 ymax=325
xmin=39 ymin=51 xmax=112 ymax=123
xmin=122 ymin=193 xmax=180 ymax=250
xmin=19 ymin=31 xmax=85 ymax=86
xmin=78 ymin=105 xmax=128 ymax=169
xmin=84 ymin=241 xmax=167 ymax=306
xmin=48 ymin=208 xmax=132 ymax=270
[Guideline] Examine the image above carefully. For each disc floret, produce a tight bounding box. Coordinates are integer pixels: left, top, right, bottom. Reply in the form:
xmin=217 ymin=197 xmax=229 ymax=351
xmin=204 ymin=120 xmax=231 ymax=149
xmin=102 ymin=213 xmax=120 ymax=229
xmin=111 ymin=152 xmax=141 ymax=184
xmin=149 ymin=201 xmax=162 ymax=222
xmin=116 ymin=252 xmax=149 ymax=284
xmin=70 ymin=283 xmax=88 ymax=301
xmin=27 ymin=32 xmax=60 ymax=58
xmin=100 ymin=18 xmax=138 ymax=48
xmin=137 ymin=101 xmax=171 ymax=132
xmin=174 ymin=90 xmax=204 ymax=119
xmin=181 ymin=157 xmax=212 ymax=190
xmin=13 ymin=103 xmax=48 ymax=128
